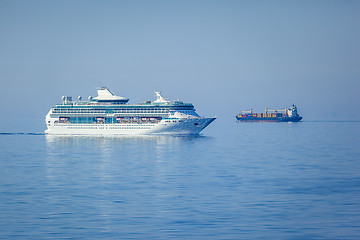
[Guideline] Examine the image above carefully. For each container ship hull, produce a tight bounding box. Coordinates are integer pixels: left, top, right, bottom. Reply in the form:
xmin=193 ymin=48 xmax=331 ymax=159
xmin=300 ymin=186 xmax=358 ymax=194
xmin=236 ymin=116 xmax=302 ymax=122
xmin=236 ymin=105 xmax=302 ymax=122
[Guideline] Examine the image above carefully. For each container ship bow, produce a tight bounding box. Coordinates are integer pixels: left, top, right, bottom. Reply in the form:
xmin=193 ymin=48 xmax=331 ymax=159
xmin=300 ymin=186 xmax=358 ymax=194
xmin=236 ymin=105 xmax=302 ymax=122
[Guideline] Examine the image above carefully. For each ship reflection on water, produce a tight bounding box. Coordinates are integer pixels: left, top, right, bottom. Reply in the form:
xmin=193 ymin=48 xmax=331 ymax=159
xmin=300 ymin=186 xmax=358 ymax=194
xmin=44 ymin=134 xmax=212 ymax=165
xmin=45 ymin=134 xmax=209 ymax=148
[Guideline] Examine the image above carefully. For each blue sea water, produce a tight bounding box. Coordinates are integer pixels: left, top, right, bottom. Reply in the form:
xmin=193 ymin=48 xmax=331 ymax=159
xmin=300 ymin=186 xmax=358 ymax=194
xmin=0 ymin=121 xmax=360 ymax=239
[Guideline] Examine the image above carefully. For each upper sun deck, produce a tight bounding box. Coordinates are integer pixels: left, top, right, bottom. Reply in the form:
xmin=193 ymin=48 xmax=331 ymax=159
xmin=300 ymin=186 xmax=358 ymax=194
xmin=54 ymin=88 xmax=194 ymax=109
xmin=55 ymin=102 xmax=194 ymax=108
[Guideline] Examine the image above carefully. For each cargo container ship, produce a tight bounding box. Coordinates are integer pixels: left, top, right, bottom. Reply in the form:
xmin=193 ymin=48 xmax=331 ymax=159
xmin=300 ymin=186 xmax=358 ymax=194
xmin=236 ymin=104 xmax=302 ymax=122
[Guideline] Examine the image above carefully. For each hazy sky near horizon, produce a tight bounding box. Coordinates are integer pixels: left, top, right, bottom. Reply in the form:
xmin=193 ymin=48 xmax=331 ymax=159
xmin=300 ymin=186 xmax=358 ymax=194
xmin=1 ymin=0 xmax=359 ymax=131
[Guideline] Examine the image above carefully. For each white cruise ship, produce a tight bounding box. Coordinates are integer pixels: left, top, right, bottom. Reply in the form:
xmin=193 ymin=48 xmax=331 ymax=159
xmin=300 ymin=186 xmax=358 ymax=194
xmin=45 ymin=88 xmax=216 ymax=135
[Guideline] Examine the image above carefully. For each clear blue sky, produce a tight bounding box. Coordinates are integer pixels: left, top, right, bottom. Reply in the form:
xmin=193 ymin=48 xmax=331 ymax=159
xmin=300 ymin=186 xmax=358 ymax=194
xmin=1 ymin=0 xmax=359 ymax=132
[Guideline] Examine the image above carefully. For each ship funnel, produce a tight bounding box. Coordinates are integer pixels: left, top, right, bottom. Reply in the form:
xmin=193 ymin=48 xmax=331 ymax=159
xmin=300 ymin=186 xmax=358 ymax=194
xmin=153 ymin=91 xmax=170 ymax=103
xmin=78 ymin=96 xmax=82 ymax=101
xmin=93 ymin=87 xmax=129 ymax=103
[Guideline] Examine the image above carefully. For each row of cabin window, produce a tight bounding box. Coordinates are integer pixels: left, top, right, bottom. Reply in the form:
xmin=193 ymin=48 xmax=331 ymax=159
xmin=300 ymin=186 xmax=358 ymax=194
xmin=53 ymin=109 xmax=170 ymax=113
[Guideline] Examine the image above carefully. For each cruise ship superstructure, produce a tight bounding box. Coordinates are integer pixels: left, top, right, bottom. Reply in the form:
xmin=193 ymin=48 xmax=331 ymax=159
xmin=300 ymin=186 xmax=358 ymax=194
xmin=45 ymin=88 xmax=215 ymax=135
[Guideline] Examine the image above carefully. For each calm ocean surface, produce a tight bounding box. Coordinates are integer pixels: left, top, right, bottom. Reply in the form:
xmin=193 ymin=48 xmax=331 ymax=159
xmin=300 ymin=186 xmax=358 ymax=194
xmin=0 ymin=121 xmax=360 ymax=239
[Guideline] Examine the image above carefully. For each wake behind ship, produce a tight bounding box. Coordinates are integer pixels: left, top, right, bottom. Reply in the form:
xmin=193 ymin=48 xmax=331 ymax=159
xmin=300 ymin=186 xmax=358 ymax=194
xmin=236 ymin=105 xmax=302 ymax=122
xmin=45 ymin=88 xmax=215 ymax=135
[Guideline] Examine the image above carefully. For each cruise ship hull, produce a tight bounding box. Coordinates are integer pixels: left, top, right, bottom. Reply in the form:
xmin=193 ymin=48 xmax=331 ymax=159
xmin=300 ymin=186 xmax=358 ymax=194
xmin=45 ymin=88 xmax=215 ymax=135
xmin=45 ymin=117 xmax=216 ymax=135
